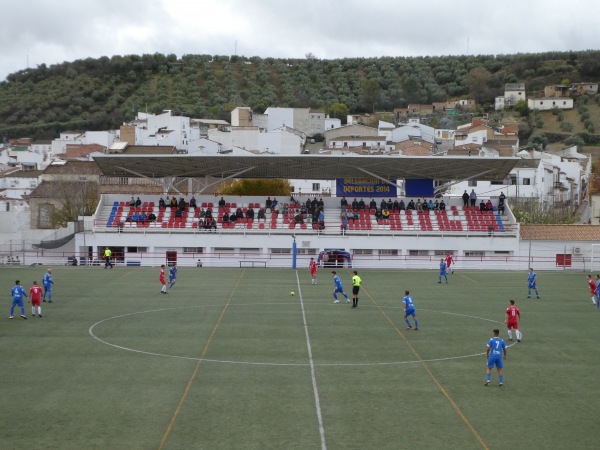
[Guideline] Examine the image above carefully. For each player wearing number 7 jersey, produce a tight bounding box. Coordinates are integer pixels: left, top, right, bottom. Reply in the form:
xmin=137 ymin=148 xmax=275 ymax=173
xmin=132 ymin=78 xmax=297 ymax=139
xmin=485 ymin=329 xmax=507 ymax=387
xmin=505 ymin=300 xmax=521 ymax=342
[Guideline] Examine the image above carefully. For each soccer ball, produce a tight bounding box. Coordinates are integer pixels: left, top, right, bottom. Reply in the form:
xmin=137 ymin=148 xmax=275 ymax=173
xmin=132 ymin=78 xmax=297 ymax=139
xmin=290 ymin=291 xmax=295 ymax=296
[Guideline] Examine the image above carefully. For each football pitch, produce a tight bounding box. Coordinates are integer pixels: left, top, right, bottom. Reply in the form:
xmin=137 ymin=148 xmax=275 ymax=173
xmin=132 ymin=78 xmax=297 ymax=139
xmin=1 ymin=266 xmax=598 ymax=450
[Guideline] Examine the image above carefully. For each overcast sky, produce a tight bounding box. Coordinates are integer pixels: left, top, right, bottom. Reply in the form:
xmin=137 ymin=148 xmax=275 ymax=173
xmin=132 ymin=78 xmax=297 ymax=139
xmin=1 ymin=0 xmax=599 ymax=81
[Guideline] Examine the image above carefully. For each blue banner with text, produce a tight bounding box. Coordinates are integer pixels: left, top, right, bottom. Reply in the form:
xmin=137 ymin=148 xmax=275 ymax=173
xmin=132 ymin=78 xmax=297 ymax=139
xmin=336 ymin=178 xmax=397 ymax=198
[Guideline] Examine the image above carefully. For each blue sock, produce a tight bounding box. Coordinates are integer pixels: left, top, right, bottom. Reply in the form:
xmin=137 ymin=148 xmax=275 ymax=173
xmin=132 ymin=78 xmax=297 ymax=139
xmin=405 ymin=319 xmax=411 ymax=327
xmin=486 ymin=374 xmax=491 ymax=382
xmin=415 ymin=320 xmax=419 ymax=328
xmin=528 ymin=289 xmax=531 ymax=296
xmin=20 ymin=307 xmax=25 ymax=315
xmin=344 ymin=294 xmax=349 ymax=299
xmin=48 ymin=291 xmax=52 ymax=301
xmin=499 ymin=375 xmax=503 ymax=383
xmin=169 ymin=282 xmax=174 ymax=288
xmin=333 ymin=293 xmax=338 ymax=300
xmin=10 ymin=307 xmax=14 ymax=316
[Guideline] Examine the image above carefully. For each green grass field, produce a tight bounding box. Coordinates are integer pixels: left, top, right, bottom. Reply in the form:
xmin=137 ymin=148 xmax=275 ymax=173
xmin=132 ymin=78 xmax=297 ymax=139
xmin=1 ymin=266 xmax=598 ymax=450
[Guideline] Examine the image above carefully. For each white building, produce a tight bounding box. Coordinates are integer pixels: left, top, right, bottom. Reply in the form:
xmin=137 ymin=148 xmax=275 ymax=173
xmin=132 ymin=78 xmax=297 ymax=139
xmin=207 ymin=126 xmax=305 ymax=155
xmin=391 ymin=123 xmax=435 ymax=144
xmin=324 ymin=117 xmax=342 ymax=131
xmin=527 ymin=97 xmax=574 ymax=111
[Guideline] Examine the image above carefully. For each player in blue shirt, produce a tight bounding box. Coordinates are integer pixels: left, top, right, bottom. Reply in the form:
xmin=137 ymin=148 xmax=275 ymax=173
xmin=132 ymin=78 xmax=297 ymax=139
xmin=438 ymin=259 xmax=448 ymax=284
xmin=331 ymin=271 xmax=350 ymax=304
xmin=527 ymin=268 xmax=540 ymax=298
xmin=485 ymin=329 xmax=507 ymax=387
xmin=9 ymin=280 xmax=28 ymax=319
xmin=169 ymin=264 xmax=178 ymax=289
xmin=403 ymin=290 xmax=418 ymax=330
xmin=42 ymin=268 xmax=55 ymax=302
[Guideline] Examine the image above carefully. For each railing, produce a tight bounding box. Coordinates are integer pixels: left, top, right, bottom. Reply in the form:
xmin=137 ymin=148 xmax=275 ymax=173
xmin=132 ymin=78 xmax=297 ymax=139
xmin=0 ymin=251 xmax=593 ymax=272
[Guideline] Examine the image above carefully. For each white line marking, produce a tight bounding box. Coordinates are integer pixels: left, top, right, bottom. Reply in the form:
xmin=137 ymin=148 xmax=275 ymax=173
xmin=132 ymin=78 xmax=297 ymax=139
xmin=295 ymin=271 xmax=327 ymax=450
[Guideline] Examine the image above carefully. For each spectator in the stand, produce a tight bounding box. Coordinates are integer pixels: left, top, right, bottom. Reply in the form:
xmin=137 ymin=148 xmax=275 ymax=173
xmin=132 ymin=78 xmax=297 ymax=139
xmin=422 ymin=200 xmax=429 ymax=211
xmin=318 ymin=198 xmax=324 ymax=210
xmin=205 ymin=217 xmax=217 ymax=231
xmin=311 ymin=198 xmax=318 ymax=214
xmin=258 ymin=208 xmax=266 ymax=220
xmin=434 ymin=200 xmax=440 ymax=210
xmin=416 ymin=199 xmax=423 ymax=211
xmin=170 ymin=197 xmax=178 ymax=208
xmin=305 ymin=198 xmax=312 ymax=210
xmin=341 ymin=217 xmax=348 ymax=233
xmin=393 ymin=200 xmax=399 ymax=211
xmin=175 ymin=208 xmax=183 ymax=218
xmin=480 ymin=200 xmax=487 ymax=212
xmin=235 ymin=208 xmax=243 ymax=220
xmin=382 ymin=208 xmax=390 ymax=219
xmin=129 ymin=197 xmax=136 ymax=207
xmin=139 ymin=212 xmax=147 ymax=222
xmin=218 ymin=196 xmax=226 ymax=207
xmin=158 ymin=197 xmax=166 ymax=208
xmin=462 ymin=190 xmax=470 ymax=207
xmin=148 ymin=212 xmax=157 ymax=222
xmin=399 ymin=199 xmax=406 ymax=211
xmin=294 ymin=213 xmax=304 ymax=224
xmin=375 ymin=209 xmax=383 ymax=222
xmin=189 ymin=197 xmax=197 ymax=208
xmin=486 ymin=199 xmax=493 ymax=211
xmin=205 ymin=208 xmax=213 ymax=219
xmin=229 ymin=212 xmax=237 ymax=222
xmin=318 ymin=209 xmax=324 ymax=222
xmin=380 ymin=199 xmax=387 ymax=210
xmin=428 ymin=199 xmax=435 ymax=210
xmin=387 ymin=199 xmax=393 ymax=210
xmin=282 ymin=203 xmax=289 ymax=215
xmin=499 ymin=192 xmax=506 ymax=206
xmin=246 ymin=207 xmax=255 ymax=220
xmin=198 ymin=207 xmax=205 ymax=218
xmin=266 ymin=197 xmax=273 ymax=209
xmin=340 ymin=197 xmax=348 ymax=208
xmin=358 ymin=199 xmax=365 ymax=210
xmin=300 ymin=203 xmax=307 ymax=215
xmin=352 ymin=198 xmax=359 ymax=210
xmin=498 ymin=202 xmax=505 ymax=215
xmin=470 ymin=189 xmax=477 ymax=207
xmin=407 ymin=200 xmax=415 ymax=210
xmin=178 ymin=197 xmax=186 ymax=211
xmin=135 ymin=197 xmax=141 ymax=207
xmin=439 ymin=200 xmax=446 ymax=211
xmin=369 ymin=199 xmax=377 ymax=210
xmin=271 ymin=198 xmax=278 ymax=209
xmin=222 ymin=213 xmax=229 ymax=224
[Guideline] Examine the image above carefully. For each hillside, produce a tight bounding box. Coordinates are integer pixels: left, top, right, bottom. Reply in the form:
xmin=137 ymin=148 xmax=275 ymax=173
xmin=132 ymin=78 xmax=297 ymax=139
xmin=1 ymin=50 xmax=600 ymax=139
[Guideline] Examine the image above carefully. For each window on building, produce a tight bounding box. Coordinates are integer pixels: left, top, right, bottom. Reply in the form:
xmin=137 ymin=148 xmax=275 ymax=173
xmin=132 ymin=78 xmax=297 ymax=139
xmin=379 ymin=249 xmax=398 ymax=256
xmin=464 ymin=251 xmax=484 ymax=257
xmin=523 ymin=178 xmax=531 ymax=185
xmin=271 ymin=248 xmax=292 ymax=254
xmin=408 ymin=250 xmax=429 ymax=256
xmin=312 ymin=183 xmax=320 ymax=191
xmin=353 ymin=249 xmax=373 ymax=255
xmin=183 ymin=247 xmax=203 ymax=253
xmin=468 ymin=180 xmax=477 ymax=187
xmin=296 ymin=248 xmax=317 ymax=255
xmin=126 ymin=247 xmax=148 ymax=253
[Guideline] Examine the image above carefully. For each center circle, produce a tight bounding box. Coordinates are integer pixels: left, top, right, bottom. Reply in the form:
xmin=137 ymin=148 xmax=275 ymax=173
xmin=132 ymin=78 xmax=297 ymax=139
xmin=88 ymin=304 xmax=512 ymax=366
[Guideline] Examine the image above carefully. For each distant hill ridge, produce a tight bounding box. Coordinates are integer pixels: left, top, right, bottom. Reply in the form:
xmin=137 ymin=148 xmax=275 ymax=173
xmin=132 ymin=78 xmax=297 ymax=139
xmin=1 ymin=50 xmax=599 ymax=139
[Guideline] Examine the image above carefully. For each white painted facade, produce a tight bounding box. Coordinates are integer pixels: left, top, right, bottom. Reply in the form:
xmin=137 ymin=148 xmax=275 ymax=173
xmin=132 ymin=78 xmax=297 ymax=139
xmin=391 ymin=124 xmax=435 ymax=144
xmin=207 ymin=127 xmax=304 ymax=155
xmin=495 ymin=96 xmax=506 ymax=110
xmin=527 ymin=98 xmax=574 ymax=111
xmin=324 ymin=118 xmax=342 ymax=131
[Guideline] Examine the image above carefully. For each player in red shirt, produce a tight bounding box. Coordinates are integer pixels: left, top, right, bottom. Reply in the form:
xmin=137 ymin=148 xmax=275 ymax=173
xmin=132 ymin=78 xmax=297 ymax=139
xmin=504 ymin=299 xmax=521 ymax=342
xmin=29 ymin=280 xmax=43 ymax=317
xmin=445 ymin=252 xmax=455 ymax=274
xmin=309 ymin=257 xmax=318 ymax=285
xmin=159 ymin=265 xmax=167 ymax=295
xmin=587 ymin=275 xmax=597 ymax=306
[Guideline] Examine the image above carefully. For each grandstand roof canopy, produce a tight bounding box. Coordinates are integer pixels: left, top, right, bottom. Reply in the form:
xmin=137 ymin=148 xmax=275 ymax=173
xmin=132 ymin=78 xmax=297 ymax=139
xmin=93 ymin=154 xmax=520 ymax=181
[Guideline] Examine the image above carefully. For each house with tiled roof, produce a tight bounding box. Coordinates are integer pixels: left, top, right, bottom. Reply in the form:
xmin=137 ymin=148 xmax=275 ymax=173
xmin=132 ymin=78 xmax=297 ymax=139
xmin=394 ymin=139 xmax=432 ymax=156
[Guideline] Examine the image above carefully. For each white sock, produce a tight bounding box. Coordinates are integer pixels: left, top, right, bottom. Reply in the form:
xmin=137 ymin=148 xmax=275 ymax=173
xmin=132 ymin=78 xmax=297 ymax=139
xmin=593 ymin=297 xmax=597 ymax=305
xmin=38 ymin=307 xmax=42 ymax=315
xmin=517 ymin=330 xmax=522 ymax=340
xmin=507 ymin=330 xmax=513 ymax=339
xmin=32 ymin=307 xmax=35 ymax=315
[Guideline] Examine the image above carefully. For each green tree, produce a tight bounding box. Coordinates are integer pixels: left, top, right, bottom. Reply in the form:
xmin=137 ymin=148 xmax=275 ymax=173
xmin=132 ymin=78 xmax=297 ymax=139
xmin=360 ymin=79 xmax=382 ymax=113
xmin=327 ymin=102 xmax=350 ymax=121
xmin=528 ymin=132 xmax=548 ymax=150
xmin=514 ymin=100 xmax=529 ymax=117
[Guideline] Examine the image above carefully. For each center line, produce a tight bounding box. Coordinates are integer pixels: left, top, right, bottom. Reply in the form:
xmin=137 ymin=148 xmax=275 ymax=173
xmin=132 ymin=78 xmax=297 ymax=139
xmin=295 ymin=271 xmax=327 ymax=450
